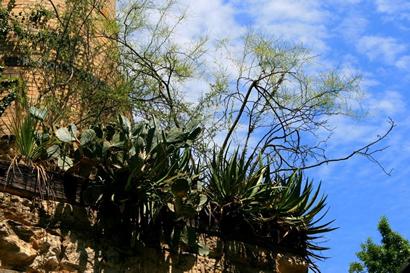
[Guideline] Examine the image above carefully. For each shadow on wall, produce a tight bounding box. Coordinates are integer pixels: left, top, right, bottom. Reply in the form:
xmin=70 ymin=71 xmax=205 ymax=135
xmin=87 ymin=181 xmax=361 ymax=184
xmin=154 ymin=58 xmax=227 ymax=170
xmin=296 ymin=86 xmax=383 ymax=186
xmin=0 ymin=192 xmax=308 ymax=273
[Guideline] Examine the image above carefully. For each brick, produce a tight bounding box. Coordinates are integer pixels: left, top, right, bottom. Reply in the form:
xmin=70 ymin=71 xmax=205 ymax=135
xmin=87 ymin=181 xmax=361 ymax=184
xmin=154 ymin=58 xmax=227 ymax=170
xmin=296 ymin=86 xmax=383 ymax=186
xmin=1 ymin=0 xmax=117 ymax=134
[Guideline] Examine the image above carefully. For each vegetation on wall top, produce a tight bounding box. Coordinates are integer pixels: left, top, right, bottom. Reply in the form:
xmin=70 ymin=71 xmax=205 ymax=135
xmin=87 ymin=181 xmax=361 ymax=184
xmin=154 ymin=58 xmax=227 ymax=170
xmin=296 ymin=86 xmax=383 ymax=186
xmin=0 ymin=1 xmax=396 ymax=272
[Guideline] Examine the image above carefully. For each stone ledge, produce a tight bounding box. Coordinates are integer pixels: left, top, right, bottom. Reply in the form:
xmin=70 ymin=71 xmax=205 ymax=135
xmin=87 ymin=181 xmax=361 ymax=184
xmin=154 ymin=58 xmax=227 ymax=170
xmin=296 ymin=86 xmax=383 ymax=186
xmin=0 ymin=192 xmax=308 ymax=273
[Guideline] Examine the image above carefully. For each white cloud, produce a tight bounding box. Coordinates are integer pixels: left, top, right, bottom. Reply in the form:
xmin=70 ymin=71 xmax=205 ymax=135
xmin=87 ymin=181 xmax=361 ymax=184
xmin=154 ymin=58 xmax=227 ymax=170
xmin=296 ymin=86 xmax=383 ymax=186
xmin=375 ymin=0 xmax=410 ymax=18
xmin=254 ymin=1 xmax=326 ymax=23
xmin=258 ymin=22 xmax=329 ymax=52
xmin=357 ymin=36 xmax=407 ymax=64
xmin=330 ymin=0 xmax=363 ymax=5
xmin=356 ymin=36 xmax=410 ymax=71
xmin=173 ymin=0 xmax=244 ymax=46
xmin=143 ymin=0 xmax=245 ymax=106
xmin=337 ymin=15 xmax=368 ymax=40
xmin=329 ymin=117 xmax=380 ymax=143
xmin=396 ymin=55 xmax=410 ymax=70
xmin=317 ymin=89 xmax=405 ymax=155
xmin=229 ymin=0 xmax=330 ymax=53
xmin=366 ymin=90 xmax=406 ymax=116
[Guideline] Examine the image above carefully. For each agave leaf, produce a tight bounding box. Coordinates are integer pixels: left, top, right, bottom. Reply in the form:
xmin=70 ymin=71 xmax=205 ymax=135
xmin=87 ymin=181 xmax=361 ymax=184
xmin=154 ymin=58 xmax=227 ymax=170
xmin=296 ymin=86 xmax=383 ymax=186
xmin=247 ymin=167 xmax=266 ymax=199
xmin=187 ymin=127 xmax=202 ymax=141
xmin=145 ymin=127 xmax=156 ymax=152
xmin=303 ymin=183 xmax=322 ymax=213
xmin=196 ymin=193 xmax=208 ymax=212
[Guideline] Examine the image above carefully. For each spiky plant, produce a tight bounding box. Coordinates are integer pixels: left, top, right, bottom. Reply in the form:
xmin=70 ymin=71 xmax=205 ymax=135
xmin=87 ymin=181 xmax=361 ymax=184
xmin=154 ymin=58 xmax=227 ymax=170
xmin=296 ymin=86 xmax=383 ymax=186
xmin=205 ymin=147 xmax=335 ymax=272
xmin=3 ymin=100 xmax=52 ymax=198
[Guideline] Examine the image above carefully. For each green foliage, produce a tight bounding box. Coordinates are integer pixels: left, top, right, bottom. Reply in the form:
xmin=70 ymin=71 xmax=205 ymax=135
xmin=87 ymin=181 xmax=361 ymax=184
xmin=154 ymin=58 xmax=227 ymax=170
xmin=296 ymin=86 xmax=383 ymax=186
xmin=0 ymin=66 xmax=18 ymax=118
xmin=0 ymin=1 xmax=348 ymax=270
xmin=53 ymin=115 xmax=206 ymax=252
xmin=206 ymin=148 xmax=334 ymax=271
xmin=48 ymin=115 xmax=333 ymax=270
xmin=1 ymin=0 xmax=129 ymax=126
xmin=349 ymin=217 xmax=410 ymax=273
xmin=5 ymin=105 xmax=51 ymax=162
xmin=13 ymin=112 xmax=41 ymax=160
xmin=0 ymin=0 xmax=15 ymax=38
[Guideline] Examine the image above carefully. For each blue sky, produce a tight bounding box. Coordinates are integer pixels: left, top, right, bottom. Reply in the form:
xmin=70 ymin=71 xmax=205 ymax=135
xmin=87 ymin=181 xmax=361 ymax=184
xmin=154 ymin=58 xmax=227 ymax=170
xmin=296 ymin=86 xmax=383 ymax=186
xmin=165 ymin=0 xmax=410 ymax=271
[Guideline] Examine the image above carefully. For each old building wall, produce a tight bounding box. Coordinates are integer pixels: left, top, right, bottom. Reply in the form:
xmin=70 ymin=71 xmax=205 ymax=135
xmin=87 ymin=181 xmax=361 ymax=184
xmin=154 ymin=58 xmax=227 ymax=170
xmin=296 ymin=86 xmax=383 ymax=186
xmin=0 ymin=0 xmax=117 ymax=134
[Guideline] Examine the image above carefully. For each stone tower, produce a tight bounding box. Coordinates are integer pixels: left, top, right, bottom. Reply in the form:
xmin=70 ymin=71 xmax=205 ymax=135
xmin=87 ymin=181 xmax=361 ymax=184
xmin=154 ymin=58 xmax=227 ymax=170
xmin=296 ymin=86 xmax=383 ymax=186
xmin=0 ymin=0 xmax=117 ymax=133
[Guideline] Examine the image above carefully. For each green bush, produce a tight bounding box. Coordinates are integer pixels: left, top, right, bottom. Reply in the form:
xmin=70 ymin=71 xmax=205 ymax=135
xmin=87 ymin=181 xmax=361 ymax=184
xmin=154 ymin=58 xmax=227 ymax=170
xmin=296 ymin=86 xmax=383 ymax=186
xmin=50 ymin=115 xmax=333 ymax=271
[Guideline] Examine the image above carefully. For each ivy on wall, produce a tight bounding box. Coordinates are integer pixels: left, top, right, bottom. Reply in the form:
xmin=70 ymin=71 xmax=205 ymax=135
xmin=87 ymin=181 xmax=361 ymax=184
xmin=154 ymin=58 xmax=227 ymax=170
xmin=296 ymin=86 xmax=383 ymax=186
xmin=0 ymin=0 xmax=129 ymax=127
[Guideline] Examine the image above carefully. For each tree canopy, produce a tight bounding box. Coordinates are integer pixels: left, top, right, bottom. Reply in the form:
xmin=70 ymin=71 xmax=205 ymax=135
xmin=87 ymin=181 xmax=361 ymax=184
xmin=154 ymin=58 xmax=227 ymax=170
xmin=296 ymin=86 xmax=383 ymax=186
xmin=349 ymin=217 xmax=410 ymax=273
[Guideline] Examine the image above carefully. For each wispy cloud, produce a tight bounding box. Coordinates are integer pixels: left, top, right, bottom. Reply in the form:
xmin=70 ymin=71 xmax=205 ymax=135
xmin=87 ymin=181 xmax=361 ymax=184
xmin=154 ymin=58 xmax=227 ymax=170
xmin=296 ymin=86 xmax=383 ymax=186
xmin=396 ymin=55 xmax=410 ymax=70
xmin=357 ymin=36 xmax=407 ymax=65
xmin=375 ymin=0 xmax=410 ymax=19
xmin=366 ymin=90 xmax=406 ymax=116
xmin=229 ymin=0 xmax=330 ymax=53
xmin=336 ymin=14 xmax=368 ymax=41
xmin=177 ymin=0 xmax=243 ymax=41
xmin=252 ymin=1 xmax=327 ymax=23
xmin=160 ymin=0 xmax=245 ymax=103
xmin=171 ymin=0 xmax=407 ymax=153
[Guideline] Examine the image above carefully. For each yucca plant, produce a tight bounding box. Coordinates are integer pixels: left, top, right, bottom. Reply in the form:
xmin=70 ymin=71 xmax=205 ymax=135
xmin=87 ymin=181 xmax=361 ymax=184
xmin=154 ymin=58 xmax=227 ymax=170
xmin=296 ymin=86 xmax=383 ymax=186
xmin=205 ymin=147 xmax=334 ymax=272
xmin=4 ymin=105 xmax=49 ymax=158
xmin=3 ymin=104 xmax=53 ymax=198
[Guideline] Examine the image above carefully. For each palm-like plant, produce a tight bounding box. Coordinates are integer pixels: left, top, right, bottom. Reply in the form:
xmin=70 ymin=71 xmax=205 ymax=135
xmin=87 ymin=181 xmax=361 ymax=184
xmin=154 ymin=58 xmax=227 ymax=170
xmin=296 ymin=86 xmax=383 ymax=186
xmin=205 ymin=147 xmax=334 ymax=272
xmin=3 ymin=105 xmax=53 ymax=199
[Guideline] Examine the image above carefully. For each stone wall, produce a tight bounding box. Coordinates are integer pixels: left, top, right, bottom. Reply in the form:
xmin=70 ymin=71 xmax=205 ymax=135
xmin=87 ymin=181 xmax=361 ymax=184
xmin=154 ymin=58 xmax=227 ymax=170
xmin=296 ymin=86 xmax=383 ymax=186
xmin=0 ymin=192 xmax=308 ymax=273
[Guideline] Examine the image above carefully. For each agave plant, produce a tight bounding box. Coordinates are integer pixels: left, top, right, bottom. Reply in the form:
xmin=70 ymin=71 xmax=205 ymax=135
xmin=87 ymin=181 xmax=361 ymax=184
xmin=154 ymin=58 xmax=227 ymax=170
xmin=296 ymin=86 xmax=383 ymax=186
xmin=205 ymin=147 xmax=334 ymax=272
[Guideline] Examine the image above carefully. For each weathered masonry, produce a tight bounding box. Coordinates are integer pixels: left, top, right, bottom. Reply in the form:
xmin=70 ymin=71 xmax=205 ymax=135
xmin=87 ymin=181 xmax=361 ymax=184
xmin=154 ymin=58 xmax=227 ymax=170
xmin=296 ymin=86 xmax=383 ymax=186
xmin=0 ymin=0 xmax=117 ymax=133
